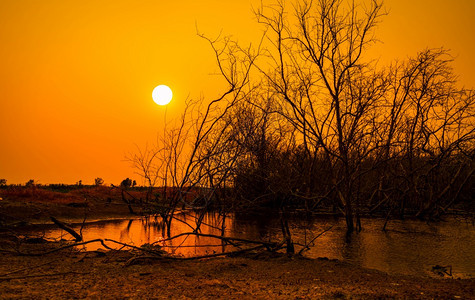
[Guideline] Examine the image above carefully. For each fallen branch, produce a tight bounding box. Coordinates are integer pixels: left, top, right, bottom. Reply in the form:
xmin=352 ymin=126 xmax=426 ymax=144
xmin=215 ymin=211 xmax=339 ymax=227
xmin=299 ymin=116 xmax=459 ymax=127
xmin=298 ymin=226 xmax=334 ymax=256
xmin=178 ymin=244 xmax=269 ymax=260
xmin=126 ymin=244 xmax=269 ymax=265
xmin=158 ymin=232 xmax=278 ymax=250
xmin=50 ymin=216 xmax=82 ymax=242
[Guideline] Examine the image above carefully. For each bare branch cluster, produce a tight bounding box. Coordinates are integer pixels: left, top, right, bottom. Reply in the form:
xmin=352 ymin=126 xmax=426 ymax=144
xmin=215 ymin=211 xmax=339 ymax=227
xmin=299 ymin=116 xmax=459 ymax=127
xmin=129 ymin=0 xmax=474 ymax=250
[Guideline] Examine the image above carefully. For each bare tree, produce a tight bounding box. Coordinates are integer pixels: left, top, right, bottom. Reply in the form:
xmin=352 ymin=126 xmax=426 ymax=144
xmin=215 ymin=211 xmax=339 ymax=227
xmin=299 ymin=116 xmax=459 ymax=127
xmin=252 ymin=0 xmax=385 ymax=232
xmin=244 ymin=1 xmax=473 ymax=229
xmin=376 ymin=49 xmax=475 ymax=220
xmin=129 ymin=0 xmax=474 ymax=246
xmin=94 ymin=178 xmax=104 ymax=186
xmin=129 ymin=33 xmax=260 ymax=236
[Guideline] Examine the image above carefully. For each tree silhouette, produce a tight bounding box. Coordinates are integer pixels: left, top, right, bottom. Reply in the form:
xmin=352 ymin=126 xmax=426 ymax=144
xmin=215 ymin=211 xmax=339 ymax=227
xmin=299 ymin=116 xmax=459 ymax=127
xmin=120 ymin=178 xmax=133 ymax=189
xmin=131 ymin=0 xmax=474 ymax=238
xmin=94 ymin=177 xmax=104 ymax=186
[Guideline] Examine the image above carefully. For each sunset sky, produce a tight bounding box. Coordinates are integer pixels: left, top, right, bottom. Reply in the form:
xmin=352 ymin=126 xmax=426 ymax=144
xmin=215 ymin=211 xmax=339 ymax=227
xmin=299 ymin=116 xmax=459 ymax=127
xmin=1 ymin=0 xmax=474 ymax=185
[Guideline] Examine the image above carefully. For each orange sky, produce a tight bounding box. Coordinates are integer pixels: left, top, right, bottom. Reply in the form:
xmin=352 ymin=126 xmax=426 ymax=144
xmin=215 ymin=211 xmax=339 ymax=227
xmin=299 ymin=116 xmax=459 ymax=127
xmin=1 ymin=0 xmax=474 ymax=185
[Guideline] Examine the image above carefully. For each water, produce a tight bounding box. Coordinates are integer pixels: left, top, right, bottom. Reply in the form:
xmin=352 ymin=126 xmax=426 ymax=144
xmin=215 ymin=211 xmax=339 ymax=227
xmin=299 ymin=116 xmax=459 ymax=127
xmin=39 ymin=212 xmax=474 ymax=278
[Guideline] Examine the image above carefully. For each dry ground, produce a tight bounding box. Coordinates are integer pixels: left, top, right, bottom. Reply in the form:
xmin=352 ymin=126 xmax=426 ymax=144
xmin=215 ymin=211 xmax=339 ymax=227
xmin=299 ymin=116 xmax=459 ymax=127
xmin=0 ymin=243 xmax=473 ymax=299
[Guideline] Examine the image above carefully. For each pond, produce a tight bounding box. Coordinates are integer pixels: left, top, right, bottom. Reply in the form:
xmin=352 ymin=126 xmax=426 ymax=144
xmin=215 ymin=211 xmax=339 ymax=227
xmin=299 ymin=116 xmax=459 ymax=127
xmin=39 ymin=212 xmax=474 ymax=278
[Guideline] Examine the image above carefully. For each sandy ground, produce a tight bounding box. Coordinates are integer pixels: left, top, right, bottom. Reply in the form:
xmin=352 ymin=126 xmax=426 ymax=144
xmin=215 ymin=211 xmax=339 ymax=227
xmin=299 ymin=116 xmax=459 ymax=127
xmin=0 ymin=240 xmax=473 ymax=299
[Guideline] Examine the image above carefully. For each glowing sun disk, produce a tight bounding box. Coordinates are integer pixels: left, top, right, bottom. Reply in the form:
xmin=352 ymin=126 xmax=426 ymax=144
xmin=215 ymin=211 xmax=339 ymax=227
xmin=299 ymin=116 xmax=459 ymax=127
xmin=152 ymin=85 xmax=173 ymax=105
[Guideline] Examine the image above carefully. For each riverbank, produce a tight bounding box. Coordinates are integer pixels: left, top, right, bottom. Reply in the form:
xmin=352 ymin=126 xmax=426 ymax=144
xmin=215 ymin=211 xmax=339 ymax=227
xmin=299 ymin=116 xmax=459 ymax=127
xmin=1 ymin=187 xmax=474 ymax=298
xmin=0 ymin=186 xmax=139 ymax=226
xmin=0 ymin=242 xmax=473 ymax=299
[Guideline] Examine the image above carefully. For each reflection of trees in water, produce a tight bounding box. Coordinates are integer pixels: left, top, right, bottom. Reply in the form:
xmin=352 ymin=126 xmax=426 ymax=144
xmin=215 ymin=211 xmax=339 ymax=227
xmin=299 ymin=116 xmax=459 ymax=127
xmin=41 ymin=214 xmax=474 ymax=277
xmin=125 ymin=212 xmax=237 ymax=256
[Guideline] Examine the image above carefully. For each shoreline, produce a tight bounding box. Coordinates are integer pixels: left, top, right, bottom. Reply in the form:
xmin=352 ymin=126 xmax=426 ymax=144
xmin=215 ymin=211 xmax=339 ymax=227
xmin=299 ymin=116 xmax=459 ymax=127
xmin=0 ymin=243 xmax=473 ymax=299
xmin=1 ymin=189 xmax=474 ymax=298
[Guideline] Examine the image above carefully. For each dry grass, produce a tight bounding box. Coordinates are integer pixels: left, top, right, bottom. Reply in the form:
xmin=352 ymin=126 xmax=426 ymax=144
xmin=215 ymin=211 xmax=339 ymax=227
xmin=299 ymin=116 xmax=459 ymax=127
xmin=0 ymin=187 xmax=82 ymax=204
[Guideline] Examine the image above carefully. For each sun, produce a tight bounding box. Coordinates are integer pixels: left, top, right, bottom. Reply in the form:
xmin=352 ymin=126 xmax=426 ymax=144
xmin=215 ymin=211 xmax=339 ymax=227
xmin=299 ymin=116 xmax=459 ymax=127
xmin=152 ymin=85 xmax=173 ymax=106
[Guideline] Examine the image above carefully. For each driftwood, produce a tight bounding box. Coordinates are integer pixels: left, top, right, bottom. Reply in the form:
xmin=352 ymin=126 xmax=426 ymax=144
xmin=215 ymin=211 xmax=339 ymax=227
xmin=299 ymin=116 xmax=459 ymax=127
xmin=4 ymin=234 xmax=292 ymax=267
xmin=125 ymin=244 xmax=269 ymax=265
xmin=114 ymin=232 xmax=287 ymax=264
xmin=159 ymin=232 xmax=279 ymax=250
xmin=9 ymin=238 xmax=165 ymax=257
xmin=50 ymin=217 xmax=82 ymax=242
xmin=7 ymin=232 xmax=287 ymax=261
